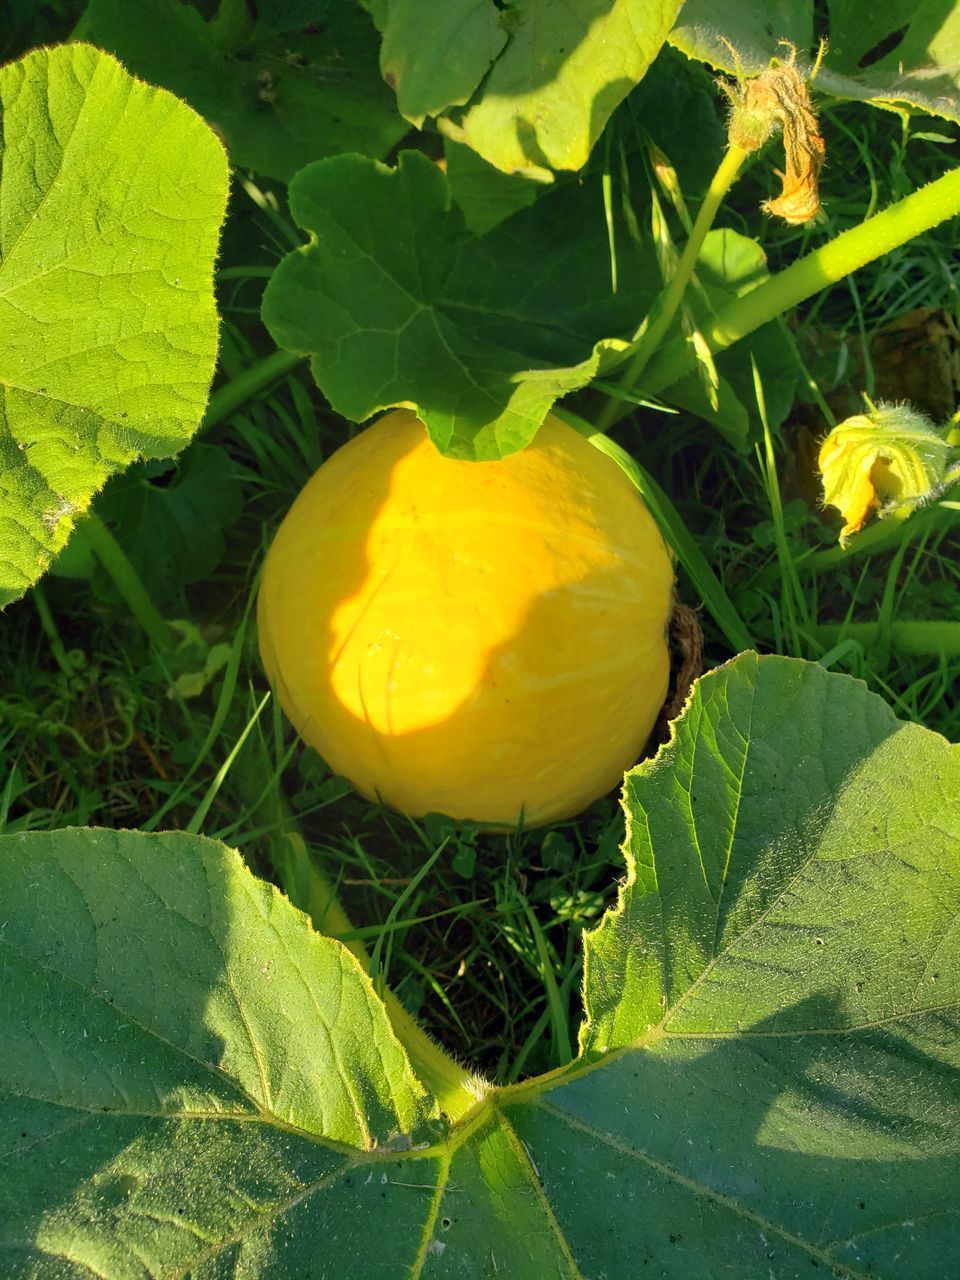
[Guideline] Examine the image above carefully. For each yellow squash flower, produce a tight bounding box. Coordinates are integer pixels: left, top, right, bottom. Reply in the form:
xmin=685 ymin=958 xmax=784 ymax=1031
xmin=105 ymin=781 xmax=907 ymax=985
xmin=818 ymin=405 xmax=952 ymax=545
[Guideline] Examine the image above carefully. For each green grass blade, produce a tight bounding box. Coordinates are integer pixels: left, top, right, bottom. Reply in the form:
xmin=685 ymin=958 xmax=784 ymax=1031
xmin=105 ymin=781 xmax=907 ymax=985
xmin=142 ymin=604 xmax=252 ymax=833
xmin=186 ymin=691 xmax=271 ymax=835
xmin=520 ymin=896 xmax=573 ymax=1067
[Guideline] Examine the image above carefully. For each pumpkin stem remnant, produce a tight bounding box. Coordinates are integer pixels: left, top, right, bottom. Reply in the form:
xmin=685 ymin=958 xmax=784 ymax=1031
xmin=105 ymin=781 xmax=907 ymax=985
xmin=655 ymin=601 xmax=704 ymax=742
xmin=718 ymin=38 xmax=827 ymax=225
xmin=818 ymin=401 xmax=956 ymax=545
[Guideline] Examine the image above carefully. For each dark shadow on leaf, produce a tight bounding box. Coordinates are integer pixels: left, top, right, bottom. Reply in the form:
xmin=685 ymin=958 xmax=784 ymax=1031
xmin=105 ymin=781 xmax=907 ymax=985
xmin=513 ymin=117 xmax=553 ymax=175
xmin=858 ymin=26 xmax=910 ymax=69
xmin=504 ymin=992 xmax=960 ymax=1275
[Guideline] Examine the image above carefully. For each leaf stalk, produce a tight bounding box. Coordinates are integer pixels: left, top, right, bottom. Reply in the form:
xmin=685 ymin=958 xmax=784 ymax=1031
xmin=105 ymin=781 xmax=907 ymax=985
xmin=280 ymin=833 xmax=480 ymax=1121
xmin=202 ymin=348 xmax=305 ymax=434
xmin=815 ymin=620 xmax=960 ymax=656
xmin=641 ymin=165 xmax=960 ymax=395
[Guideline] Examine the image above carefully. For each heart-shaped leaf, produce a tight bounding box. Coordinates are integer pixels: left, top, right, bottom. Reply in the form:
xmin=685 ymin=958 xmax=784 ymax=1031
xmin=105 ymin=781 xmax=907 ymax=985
xmin=262 ymin=149 xmax=659 ymax=459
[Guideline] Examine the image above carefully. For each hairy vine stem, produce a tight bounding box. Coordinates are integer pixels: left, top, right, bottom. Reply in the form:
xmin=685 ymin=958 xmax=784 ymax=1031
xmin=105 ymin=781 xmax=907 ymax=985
xmin=640 ymin=165 xmax=960 ymax=396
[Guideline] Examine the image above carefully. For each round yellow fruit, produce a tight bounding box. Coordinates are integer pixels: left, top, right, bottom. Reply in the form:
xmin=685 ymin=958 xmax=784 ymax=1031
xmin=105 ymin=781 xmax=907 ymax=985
xmin=257 ymin=409 xmax=673 ymax=827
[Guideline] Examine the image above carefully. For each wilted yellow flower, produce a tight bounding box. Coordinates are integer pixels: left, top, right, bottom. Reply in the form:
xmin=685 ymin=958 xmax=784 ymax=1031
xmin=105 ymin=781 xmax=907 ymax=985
xmin=818 ymin=404 xmax=953 ymax=545
xmin=718 ymin=40 xmax=826 ymax=225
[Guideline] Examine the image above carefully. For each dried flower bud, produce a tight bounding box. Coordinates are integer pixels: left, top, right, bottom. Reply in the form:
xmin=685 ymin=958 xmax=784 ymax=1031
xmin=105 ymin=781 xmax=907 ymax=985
xmin=718 ymin=40 xmax=826 ymax=224
xmin=818 ymin=404 xmax=953 ymax=545
xmin=718 ymin=75 xmax=780 ymax=153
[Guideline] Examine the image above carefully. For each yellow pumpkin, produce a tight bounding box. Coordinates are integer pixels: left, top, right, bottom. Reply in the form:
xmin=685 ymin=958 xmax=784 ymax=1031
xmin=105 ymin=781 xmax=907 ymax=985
xmin=257 ymin=410 xmax=673 ymax=827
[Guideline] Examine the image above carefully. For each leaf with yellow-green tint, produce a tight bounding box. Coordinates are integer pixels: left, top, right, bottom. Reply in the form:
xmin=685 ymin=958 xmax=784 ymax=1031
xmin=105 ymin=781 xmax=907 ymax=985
xmin=0 ymin=43 xmax=228 ymax=605
xmin=442 ymin=0 xmax=687 ymax=179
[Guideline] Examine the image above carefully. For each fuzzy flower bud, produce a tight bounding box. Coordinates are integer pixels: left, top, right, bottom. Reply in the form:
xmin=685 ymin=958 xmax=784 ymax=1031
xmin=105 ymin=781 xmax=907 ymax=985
xmin=818 ymin=404 xmax=953 ymax=545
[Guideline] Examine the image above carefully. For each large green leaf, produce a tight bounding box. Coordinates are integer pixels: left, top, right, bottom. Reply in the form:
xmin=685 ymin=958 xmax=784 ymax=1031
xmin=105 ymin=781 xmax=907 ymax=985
xmin=368 ymin=0 xmax=685 ymax=179
xmin=83 ymin=0 xmax=407 ymax=181
xmin=262 ymin=51 xmax=738 ymax=456
xmin=572 ymin=653 xmax=960 ymax=1273
xmin=262 ymin=149 xmax=659 ymax=459
xmin=0 ymin=43 xmax=228 ymax=607
xmin=670 ymin=0 xmax=960 ymax=123
xmin=442 ymin=0 xmax=687 ymax=179
xmin=5 ymin=655 xmax=959 ymax=1275
xmin=369 ymin=0 xmax=507 ymax=127
xmin=0 ymin=828 xmax=438 ymax=1276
